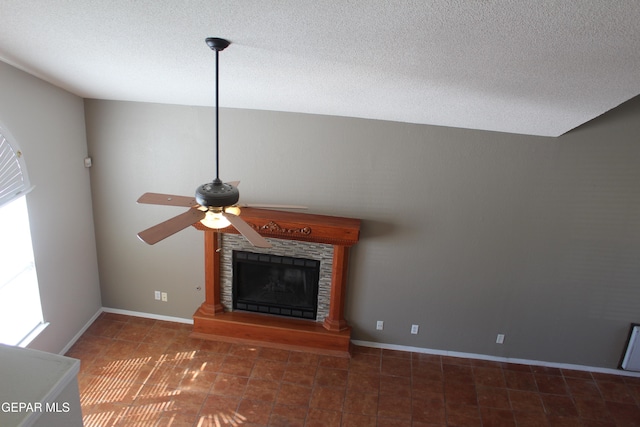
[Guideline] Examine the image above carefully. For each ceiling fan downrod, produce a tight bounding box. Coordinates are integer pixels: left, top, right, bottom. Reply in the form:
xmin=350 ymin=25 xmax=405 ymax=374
xmin=195 ymin=38 xmax=239 ymax=208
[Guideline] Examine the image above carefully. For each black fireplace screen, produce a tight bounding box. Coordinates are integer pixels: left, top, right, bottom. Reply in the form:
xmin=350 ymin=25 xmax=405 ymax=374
xmin=232 ymin=251 xmax=320 ymax=320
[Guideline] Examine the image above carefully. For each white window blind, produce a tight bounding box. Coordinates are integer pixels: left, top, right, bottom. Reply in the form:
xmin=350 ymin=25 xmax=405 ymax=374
xmin=0 ymin=129 xmax=32 ymax=206
xmin=0 ymin=127 xmax=45 ymax=347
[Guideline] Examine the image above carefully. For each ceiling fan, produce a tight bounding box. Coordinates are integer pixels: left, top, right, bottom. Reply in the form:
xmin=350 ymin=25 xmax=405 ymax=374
xmin=136 ymin=38 xmax=303 ymax=248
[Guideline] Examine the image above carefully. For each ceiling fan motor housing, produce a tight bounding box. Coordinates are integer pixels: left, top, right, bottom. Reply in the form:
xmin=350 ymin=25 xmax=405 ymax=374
xmin=196 ymin=179 xmax=240 ymax=207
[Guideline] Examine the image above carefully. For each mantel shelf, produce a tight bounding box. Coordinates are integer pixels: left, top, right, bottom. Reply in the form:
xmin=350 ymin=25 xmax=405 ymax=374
xmin=193 ymin=207 xmax=360 ymax=246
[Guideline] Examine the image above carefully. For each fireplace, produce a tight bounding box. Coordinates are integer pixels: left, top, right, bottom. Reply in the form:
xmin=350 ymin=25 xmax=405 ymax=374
xmin=191 ymin=207 xmax=361 ymax=355
xmin=233 ymin=251 xmax=320 ymax=320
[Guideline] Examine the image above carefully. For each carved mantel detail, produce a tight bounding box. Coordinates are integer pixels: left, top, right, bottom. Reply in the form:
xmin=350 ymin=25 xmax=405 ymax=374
xmin=250 ymin=220 xmax=312 ymax=236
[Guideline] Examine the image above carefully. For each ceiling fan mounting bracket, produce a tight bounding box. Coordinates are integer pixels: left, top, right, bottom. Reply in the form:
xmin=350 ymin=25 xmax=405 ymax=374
xmin=206 ymin=37 xmax=230 ymax=52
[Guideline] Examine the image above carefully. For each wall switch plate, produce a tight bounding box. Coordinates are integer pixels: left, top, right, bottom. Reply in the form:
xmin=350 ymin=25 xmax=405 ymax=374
xmin=161 ymin=292 xmax=168 ymax=302
xmin=154 ymin=291 xmax=161 ymax=300
xmin=411 ymin=324 xmax=419 ymax=335
xmin=496 ymin=334 xmax=505 ymax=344
xmin=376 ymin=320 xmax=384 ymax=330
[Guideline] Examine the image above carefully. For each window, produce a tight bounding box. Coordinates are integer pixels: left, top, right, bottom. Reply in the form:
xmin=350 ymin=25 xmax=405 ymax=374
xmin=0 ymin=127 xmax=46 ymax=346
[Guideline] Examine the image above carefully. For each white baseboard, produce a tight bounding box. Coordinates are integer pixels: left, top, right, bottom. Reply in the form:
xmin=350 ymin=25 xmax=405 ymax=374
xmin=66 ymin=308 xmax=640 ymax=379
xmin=352 ymin=339 xmax=640 ymax=379
xmin=101 ymin=307 xmax=193 ymax=325
xmin=58 ymin=308 xmax=103 ymax=355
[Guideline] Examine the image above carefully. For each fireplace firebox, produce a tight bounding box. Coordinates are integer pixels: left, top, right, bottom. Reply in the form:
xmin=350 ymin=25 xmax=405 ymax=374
xmin=232 ymin=251 xmax=320 ymax=320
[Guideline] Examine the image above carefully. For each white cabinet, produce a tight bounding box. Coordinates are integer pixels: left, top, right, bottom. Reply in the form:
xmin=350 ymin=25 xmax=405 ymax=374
xmin=0 ymin=344 xmax=82 ymax=427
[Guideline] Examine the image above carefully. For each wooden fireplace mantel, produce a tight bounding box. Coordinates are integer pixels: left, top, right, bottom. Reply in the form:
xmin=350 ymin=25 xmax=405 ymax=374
xmin=191 ymin=207 xmax=361 ymax=355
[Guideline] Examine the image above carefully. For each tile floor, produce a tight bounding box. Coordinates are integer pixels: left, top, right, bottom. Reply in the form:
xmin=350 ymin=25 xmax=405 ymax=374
xmin=66 ymin=313 xmax=640 ymax=426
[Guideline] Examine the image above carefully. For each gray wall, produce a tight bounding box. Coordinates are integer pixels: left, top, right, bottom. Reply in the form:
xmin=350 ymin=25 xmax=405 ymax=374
xmin=84 ymin=96 xmax=640 ymax=369
xmin=0 ymin=61 xmax=102 ymax=354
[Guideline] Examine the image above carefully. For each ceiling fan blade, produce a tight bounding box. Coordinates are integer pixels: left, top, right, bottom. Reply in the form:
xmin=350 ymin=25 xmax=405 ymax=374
xmin=137 ymin=192 xmax=198 ymax=207
xmin=137 ymin=208 xmax=205 ymax=245
xmin=239 ymin=203 xmax=307 ymax=210
xmin=222 ymin=212 xmax=272 ymax=248
xmin=227 ymin=181 xmax=240 ymax=187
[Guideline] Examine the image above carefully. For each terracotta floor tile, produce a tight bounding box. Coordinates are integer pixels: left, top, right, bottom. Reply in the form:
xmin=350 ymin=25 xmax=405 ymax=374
xmin=536 ymin=373 xmax=569 ymax=395
xmin=269 ymin=403 xmax=307 ymax=427
xmin=237 ymin=398 xmax=272 ymax=425
xmin=379 ymin=374 xmax=412 ymax=397
xmin=276 ymin=382 xmax=312 ymax=407
xmin=444 ymin=381 xmax=477 ymax=406
xmin=314 ymin=366 xmax=348 ymax=388
xmin=593 ymin=373 xmax=627 ymax=384
xmin=445 ymin=403 xmax=481 ymax=426
xmin=441 ymin=356 xmax=473 ymax=366
xmin=228 ymin=343 xmax=261 ymax=359
xmin=348 ymin=352 xmax=381 ymax=372
xmin=70 ymin=314 xmax=640 ymax=427
xmin=242 ymin=378 xmax=280 ymax=402
xmin=250 ymin=359 xmax=286 ymax=381
xmin=210 ymin=374 xmax=248 ymax=398
xmin=115 ymin=322 xmax=153 ymax=342
xmin=305 ymin=407 xmax=342 ymax=427
xmin=501 ymin=362 xmax=533 ymax=372
xmin=219 ymin=356 xmax=255 ymax=377
xmin=381 ymin=356 xmax=412 ymax=377
xmin=532 ymin=366 xmax=563 ymax=376
xmin=605 ymin=401 xmax=640 ymax=425
xmin=343 ymin=389 xmax=378 ymax=415
xmin=574 ymin=396 xmax=612 ymax=421
xmin=541 ymin=394 xmax=578 ymax=418
xmin=319 ymin=354 xmax=350 ymax=370
xmin=257 ymin=346 xmax=290 ymax=362
xmin=383 ymin=348 xmax=413 ymax=359
xmin=504 ymin=370 xmax=538 ymax=391
xmin=340 ymin=412 xmax=377 ymax=427
xmin=378 ymin=394 xmax=413 ymax=419
xmin=413 ymin=361 xmax=444 ymax=382
xmin=347 ymin=371 xmax=380 ymax=394
xmin=288 ymin=351 xmax=320 ymax=366
xmin=476 ymin=386 xmax=510 ymax=409
xmin=508 ymin=389 xmax=545 ymax=413
xmin=512 ymin=410 xmax=550 ymax=427
xmin=565 ymin=377 xmax=602 ymax=398
xmin=597 ymin=380 xmax=635 ymax=403
xmin=443 ymin=363 xmax=474 ymax=383
xmin=282 ymin=363 xmax=317 ymax=386
xmin=412 ymin=398 xmax=446 ymax=424
xmin=412 ymin=352 xmax=442 ymax=364
xmin=545 ymin=415 xmax=583 ymax=427
xmin=199 ymin=339 xmax=232 ymax=354
xmin=199 ymin=394 xmax=242 ymax=420
xmin=85 ymin=317 xmax=126 ymax=338
xmin=309 ymin=385 xmax=345 ymax=411
xmin=479 ymin=407 xmax=516 ymax=427
xmin=473 ymin=366 xmax=506 ymax=388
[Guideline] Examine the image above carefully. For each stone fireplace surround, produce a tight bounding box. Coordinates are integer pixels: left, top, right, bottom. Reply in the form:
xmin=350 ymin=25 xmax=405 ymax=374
xmin=191 ymin=207 xmax=360 ymax=355
xmin=220 ymin=234 xmax=334 ymax=321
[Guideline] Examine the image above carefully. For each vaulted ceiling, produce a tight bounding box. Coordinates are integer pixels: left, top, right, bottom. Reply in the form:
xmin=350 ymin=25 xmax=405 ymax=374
xmin=1 ymin=1 xmax=639 ymax=137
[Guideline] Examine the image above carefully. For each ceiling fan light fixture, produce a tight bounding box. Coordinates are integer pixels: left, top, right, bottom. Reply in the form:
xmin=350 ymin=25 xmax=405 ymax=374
xmin=200 ymin=209 xmax=231 ymax=229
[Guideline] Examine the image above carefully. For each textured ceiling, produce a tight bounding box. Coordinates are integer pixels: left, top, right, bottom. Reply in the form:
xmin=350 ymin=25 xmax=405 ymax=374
xmin=1 ymin=1 xmax=639 ymax=137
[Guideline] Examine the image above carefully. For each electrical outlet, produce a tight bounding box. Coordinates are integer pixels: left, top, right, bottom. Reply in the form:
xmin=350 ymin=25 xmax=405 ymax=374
xmin=411 ymin=324 xmax=419 ymax=335
xmin=496 ymin=334 xmax=505 ymax=344
xmin=376 ymin=320 xmax=384 ymax=330
xmin=154 ymin=291 xmax=161 ymax=301
xmin=161 ymin=292 xmax=168 ymax=302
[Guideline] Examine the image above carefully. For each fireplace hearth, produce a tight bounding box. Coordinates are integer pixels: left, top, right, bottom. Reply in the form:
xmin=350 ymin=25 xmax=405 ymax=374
xmin=233 ymin=251 xmax=320 ymax=320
